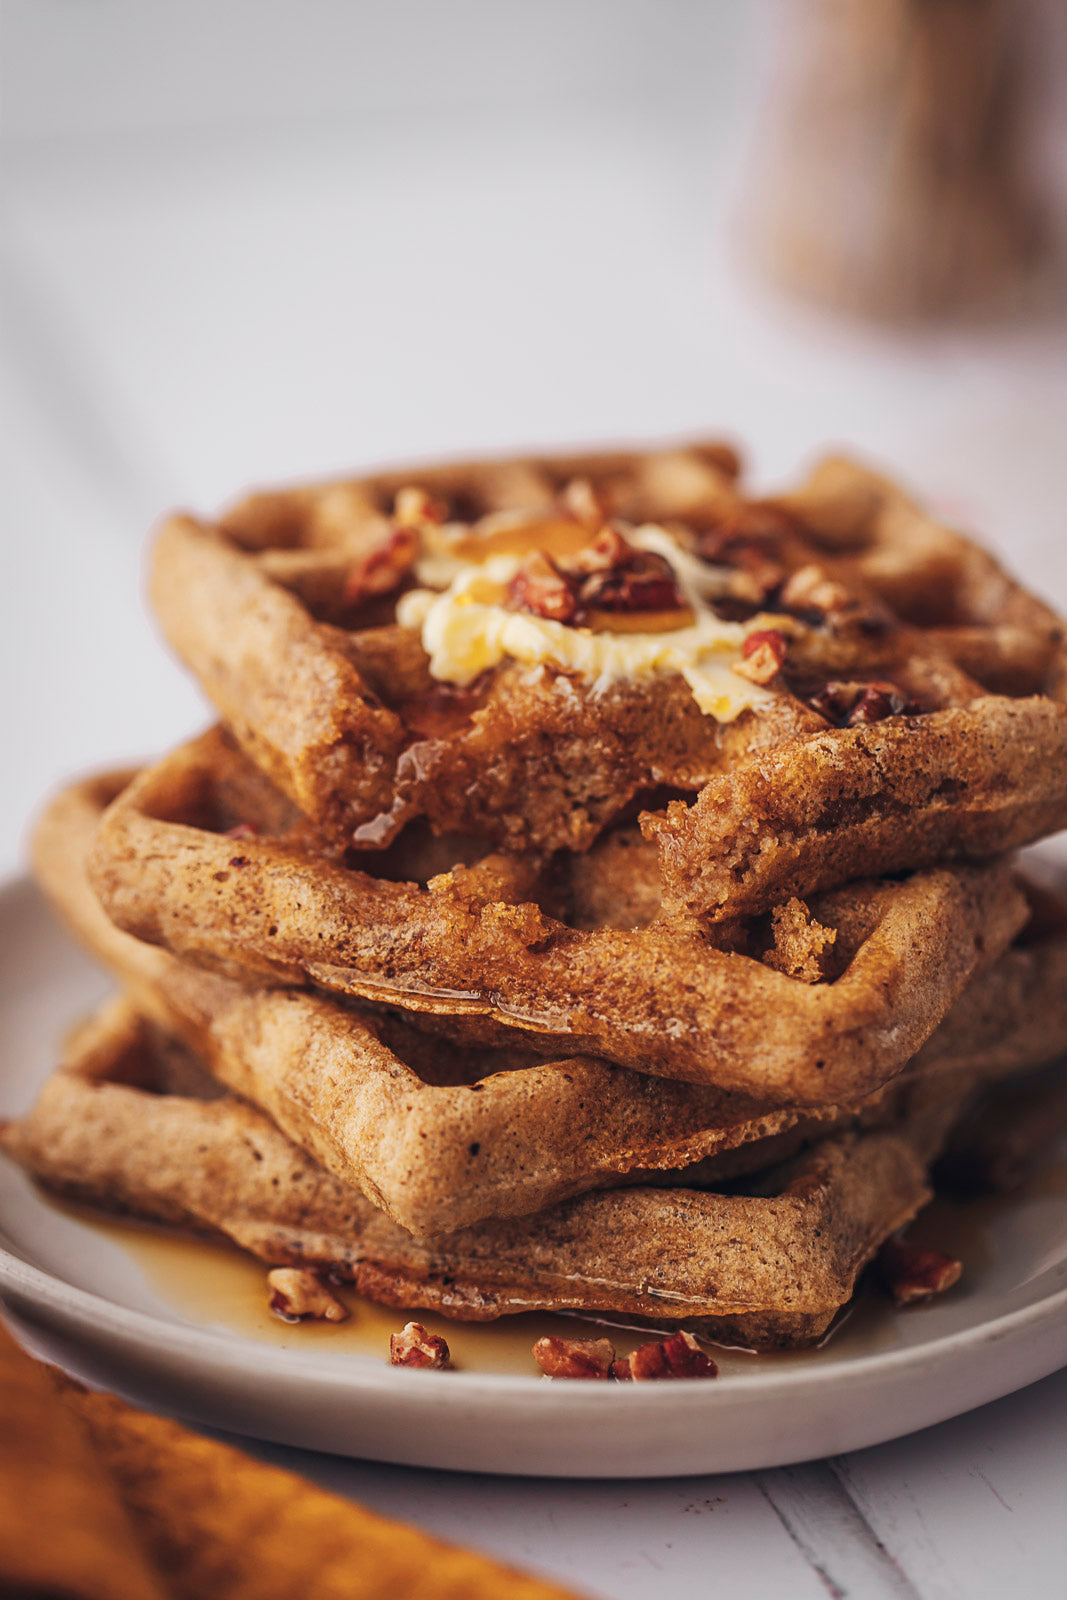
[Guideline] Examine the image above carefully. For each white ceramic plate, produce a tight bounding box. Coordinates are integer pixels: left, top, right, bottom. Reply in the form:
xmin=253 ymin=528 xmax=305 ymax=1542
xmin=1 ymin=873 xmax=1066 ymax=1478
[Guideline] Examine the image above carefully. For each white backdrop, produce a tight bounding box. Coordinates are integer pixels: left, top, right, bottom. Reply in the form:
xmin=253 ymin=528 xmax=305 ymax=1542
xmin=3 ymin=5 xmax=1066 ymax=1596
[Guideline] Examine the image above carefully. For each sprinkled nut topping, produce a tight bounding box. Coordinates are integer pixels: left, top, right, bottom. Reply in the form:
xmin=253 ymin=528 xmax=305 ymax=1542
xmin=696 ymin=524 xmax=786 ymax=607
xmin=779 ymin=562 xmax=853 ymax=620
xmin=809 ymin=680 xmax=915 ymax=727
xmin=394 ymin=486 xmax=448 ymax=529
xmin=507 ymin=529 xmax=687 ymax=627
xmin=558 ymin=476 xmax=611 ymax=528
xmin=508 ymin=552 xmax=581 ymax=623
xmin=732 ymin=628 xmax=788 ymax=684
xmin=343 ymin=526 xmax=419 ymax=606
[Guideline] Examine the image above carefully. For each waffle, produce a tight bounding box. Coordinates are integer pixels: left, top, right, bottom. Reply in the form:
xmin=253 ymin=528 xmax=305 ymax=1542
xmin=37 ymin=769 xmax=864 ymax=1232
xmin=86 ymin=729 xmax=1027 ymax=1101
xmin=648 ymin=456 xmax=1067 ymax=921
xmin=151 ymin=443 xmax=747 ymax=859
xmin=41 ymin=770 xmax=1067 ymax=1234
xmin=17 ymin=433 xmax=1067 ymax=1369
xmin=2 ymin=998 xmax=964 ymax=1351
xmin=151 ymin=445 xmax=1067 ymax=923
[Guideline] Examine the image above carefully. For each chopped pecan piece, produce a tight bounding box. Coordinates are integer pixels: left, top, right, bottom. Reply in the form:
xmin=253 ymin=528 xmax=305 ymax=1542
xmin=611 ymin=1331 xmax=718 ymax=1381
xmin=848 ymin=683 xmax=911 ymax=724
xmin=507 ymin=552 xmax=581 ymax=623
xmin=778 ymin=562 xmax=893 ymax=634
xmin=878 ymin=1238 xmax=963 ymax=1305
xmin=695 ymin=516 xmax=787 ymax=605
xmin=567 ymin=523 xmax=630 ymax=575
xmin=579 ymin=549 xmax=684 ymax=614
xmin=393 ymin=485 xmax=447 ymax=529
xmin=508 ymin=529 xmax=686 ymax=624
xmin=343 ymin=526 xmax=419 ymax=606
xmin=223 ymin=821 xmax=258 ymax=840
xmin=779 ymin=562 xmax=853 ymax=620
xmin=532 ymin=1335 xmax=616 ymax=1380
xmin=809 ymin=679 xmax=914 ymax=727
xmin=266 ymin=1268 xmax=348 ymax=1324
xmin=732 ymin=628 xmax=787 ymax=684
xmin=559 ymin=476 xmax=611 ymax=529
xmin=389 ymin=1321 xmax=452 ymax=1369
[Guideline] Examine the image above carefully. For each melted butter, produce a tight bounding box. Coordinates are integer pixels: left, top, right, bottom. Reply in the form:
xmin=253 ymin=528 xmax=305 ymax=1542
xmin=45 ymin=1164 xmax=1064 ymax=1379
xmin=397 ymin=523 xmax=775 ymax=723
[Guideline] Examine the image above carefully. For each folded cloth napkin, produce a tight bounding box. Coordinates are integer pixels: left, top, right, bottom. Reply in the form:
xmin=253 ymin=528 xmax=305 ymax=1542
xmin=0 ymin=1322 xmax=583 ymax=1600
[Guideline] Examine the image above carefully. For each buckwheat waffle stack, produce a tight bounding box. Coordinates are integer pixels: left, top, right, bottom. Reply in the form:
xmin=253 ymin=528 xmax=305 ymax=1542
xmin=6 ymin=435 xmax=1067 ymax=1365
xmin=7 ymin=991 xmax=1066 ymax=1351
xmin=151 ymin=445 xmax=1067 ymax=925
xmin=33 ymin=770 xmax=1067 ymax=1235
xmin=1 ymin=997 xmax=967 ymax=1351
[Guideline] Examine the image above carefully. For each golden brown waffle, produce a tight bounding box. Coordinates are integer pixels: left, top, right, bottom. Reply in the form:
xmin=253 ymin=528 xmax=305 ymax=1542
xmin=151 ymin=442 xmax=746 ymax=859
xmin=2 ymin=998 xmax=963 ymax=1351
xmin=151 ymin=444 xmax=1067 ymax=920
xmin=41 ymin=770 xmax=1067 ymax=1234
xmin=36 ymin=769 xmax=864 ymax=1231
xmin=86 ymin=729 xmax=1027 ymax=1101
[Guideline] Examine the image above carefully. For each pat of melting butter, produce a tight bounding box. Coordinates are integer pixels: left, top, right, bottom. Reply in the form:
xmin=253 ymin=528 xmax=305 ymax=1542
xmin=396 ymin=524 xmax=773 ymax=722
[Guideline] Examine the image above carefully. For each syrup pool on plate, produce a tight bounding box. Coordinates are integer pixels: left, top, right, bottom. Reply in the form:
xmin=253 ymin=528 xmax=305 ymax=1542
xmin=47 ymin=1168 xmax=1065 ymax=1381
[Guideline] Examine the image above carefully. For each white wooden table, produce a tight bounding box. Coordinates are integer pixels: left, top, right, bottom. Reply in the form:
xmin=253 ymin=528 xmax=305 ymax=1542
xmin=4 ymin=6 xmax=1065 ymax=1595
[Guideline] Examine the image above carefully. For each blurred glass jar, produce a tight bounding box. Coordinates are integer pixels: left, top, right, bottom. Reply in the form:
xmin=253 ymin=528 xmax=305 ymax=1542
xmin=745 ymin=0 xmax=1067 ymax=320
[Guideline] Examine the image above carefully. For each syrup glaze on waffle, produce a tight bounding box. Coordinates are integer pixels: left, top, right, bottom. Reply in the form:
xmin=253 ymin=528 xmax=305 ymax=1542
xmin=151 ymin=445 xmax=1067 ymax=921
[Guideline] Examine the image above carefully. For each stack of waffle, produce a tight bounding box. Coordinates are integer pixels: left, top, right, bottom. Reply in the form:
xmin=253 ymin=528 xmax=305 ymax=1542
xmin=8 ymin=443 xmax=1067 ymax=1358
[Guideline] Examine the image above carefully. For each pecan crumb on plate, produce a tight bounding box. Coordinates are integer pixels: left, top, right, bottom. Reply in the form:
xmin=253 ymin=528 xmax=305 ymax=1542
xmin=878 ymin=1237 xmax=963 ymax=1305
xmin=532 ymin=1335 xmax=616 ymax=1379
xmin=533 ymin=1330 xmax=718 ymax=1381
xmin=390 ymin=1322 xmax=452 ymax=1369
xmin=612 ymin=1330 xmax=719 ymax=1381
xmin=266 ymin=1268 xmax=348 ymax=1324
